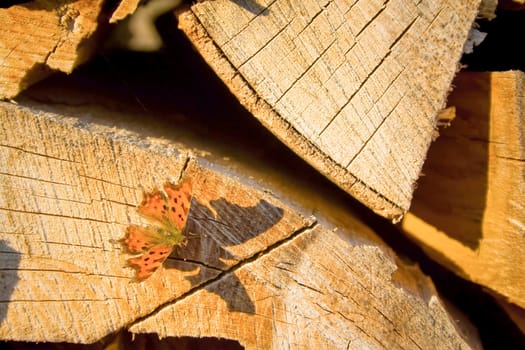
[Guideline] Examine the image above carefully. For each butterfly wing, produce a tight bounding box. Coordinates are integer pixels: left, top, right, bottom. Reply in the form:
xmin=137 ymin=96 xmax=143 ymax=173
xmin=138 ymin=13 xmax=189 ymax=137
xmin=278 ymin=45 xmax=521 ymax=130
xmin=127 ymin=244 xmax=174 ymax=280
xmin=121 ymin=225 xmax=165 ymax=254
xmin=137 ymin=179 xmax=192 ymax=232
xmin=121 ymin=225 xmax=176 ymax=280
xmin=122 ymin=179 xmax=192 ymax=281
xmin=137 ymin=188 xmax=169 ymax=224
xmin=163 ymin=180 xmax=192 ymax=231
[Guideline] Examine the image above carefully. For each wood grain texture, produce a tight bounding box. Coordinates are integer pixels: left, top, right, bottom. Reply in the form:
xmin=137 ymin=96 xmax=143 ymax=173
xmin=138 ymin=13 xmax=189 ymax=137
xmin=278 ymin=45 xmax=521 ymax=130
xmin=0 ymin=101 xmax=480 ymax=347
xmin=130 ymin=225 xmax=478 ymax=349
xmin=0 ymin=0 xmax=109 ymax=99
xmin=401 ymin=71 xmax=525 ymax=309
xmin=0 ymin=101 xmax=310 ymax=343
xmin=176 ymin=0 xmax=481 ymax=220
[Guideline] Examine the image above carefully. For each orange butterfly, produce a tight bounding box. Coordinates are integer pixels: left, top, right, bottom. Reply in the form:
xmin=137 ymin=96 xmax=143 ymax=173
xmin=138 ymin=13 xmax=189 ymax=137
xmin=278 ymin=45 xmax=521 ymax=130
xmin=121 ymin=179 xmax=192 ymax=281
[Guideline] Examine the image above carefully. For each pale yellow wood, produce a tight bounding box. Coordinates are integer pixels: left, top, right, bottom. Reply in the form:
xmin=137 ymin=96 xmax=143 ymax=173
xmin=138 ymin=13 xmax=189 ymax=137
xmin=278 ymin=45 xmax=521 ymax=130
xmin=130 ymin=225 xmax=479 ymax=349
xmin=177 ymin=0 xmax=481 ymax=220
xmin=0 ymin=101 xmax=310 ymax=343
xmin=401 ymin=71 xmax=525 ymax=309
xmin=0 ymin=101 xmax=481 ymax=347
xmin=0 ymin=0 xmax=107 ymax=99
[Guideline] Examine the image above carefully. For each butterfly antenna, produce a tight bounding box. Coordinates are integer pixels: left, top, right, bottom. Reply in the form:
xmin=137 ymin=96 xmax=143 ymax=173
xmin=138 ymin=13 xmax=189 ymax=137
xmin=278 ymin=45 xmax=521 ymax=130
xmin=186 ymin=231 xmax=208 ymax=240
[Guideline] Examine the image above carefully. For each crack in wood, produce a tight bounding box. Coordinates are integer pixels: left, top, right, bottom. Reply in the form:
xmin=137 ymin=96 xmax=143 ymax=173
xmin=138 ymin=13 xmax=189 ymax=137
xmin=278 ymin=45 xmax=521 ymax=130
xmin=169 ymin=256 xmax=223 ymax=273
xmin=272 ymin=36 xmax=338 ymax=106
xmin=230 ymin=11 xmax=293 ymax=68
xmin=293 ymin=279 xmax=324 ymax=295
xmin=178 ymin=9 xmax=406 ymax=219
xmin=343 ymin=85 xmax=407 ymax=170
xmin=126 ymin=219 xmax=318 ymax=329
xmin=354 ymin=0 xmax=389 ymax=38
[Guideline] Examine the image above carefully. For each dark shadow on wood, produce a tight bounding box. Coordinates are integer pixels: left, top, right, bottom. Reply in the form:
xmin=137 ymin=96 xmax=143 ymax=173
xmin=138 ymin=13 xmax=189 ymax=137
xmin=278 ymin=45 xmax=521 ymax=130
xmin=174 ymin=197 xmax=283 ymax=268
xmin=0 ymin=240 xmax=20 ymax=324
xmin=205 ymin=273 xmax=255 ymax=314
xmin=227 ymin=0 xmax=269 ymax=15
xmin=169 ymin=198 xmax=283 ymax=314
xmin=190 ymin=198 xmax=285 ymax=246
xmin=409 ymin=72 xmax=490 ymax=249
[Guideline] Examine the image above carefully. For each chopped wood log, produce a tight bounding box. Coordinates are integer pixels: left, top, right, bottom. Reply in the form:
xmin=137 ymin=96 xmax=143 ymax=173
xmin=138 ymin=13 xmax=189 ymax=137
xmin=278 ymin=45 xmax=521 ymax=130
xmin=401 ymin=71 xmax=525 ymax=312
xmin=0 ymin=0 xmax=138 ymax=99
xmin=131 ymin=224 xmax=480 ymax=349
xmin=0 ymin=101 xmax=480 ymax=348
xmin=0 ymin=0 xmax=105 ymax=99
xmin=176 ymin=0 xmax=481 ymax=220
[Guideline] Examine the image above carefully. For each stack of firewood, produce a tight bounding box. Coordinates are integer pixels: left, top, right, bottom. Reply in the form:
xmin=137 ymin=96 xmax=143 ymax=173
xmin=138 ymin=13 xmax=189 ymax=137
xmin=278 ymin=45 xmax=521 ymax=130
xmin=0 ymin=0 xmax=523 ymax=348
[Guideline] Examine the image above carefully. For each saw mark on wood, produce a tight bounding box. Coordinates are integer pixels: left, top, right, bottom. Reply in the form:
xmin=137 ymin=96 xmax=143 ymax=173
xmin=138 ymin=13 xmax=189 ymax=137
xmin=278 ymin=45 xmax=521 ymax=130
xmin=0 ymin=207 xmax=118 ymax=225
xmin=41 ymin=240 xmax=113 ymax=251
xmin=0 ymin=171 xmax=73 ymax=187
xmin=77 ymin=174 xmax=139 ymax=191
xmin=29 ymin=193 xmax=92 ymax=206
xmin=0 ymin=144 xmax=80 ymax=164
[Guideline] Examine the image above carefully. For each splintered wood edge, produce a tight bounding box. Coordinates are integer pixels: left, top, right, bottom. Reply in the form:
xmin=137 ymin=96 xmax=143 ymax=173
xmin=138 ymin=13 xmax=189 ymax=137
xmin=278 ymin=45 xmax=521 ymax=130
xmin=176 ymin=8 xmax=404 ymax=221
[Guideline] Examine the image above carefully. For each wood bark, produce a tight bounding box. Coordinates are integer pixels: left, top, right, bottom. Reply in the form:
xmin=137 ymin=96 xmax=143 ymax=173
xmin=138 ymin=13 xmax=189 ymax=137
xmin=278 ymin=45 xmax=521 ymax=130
xmin=0 ymin=101 xmax=480 ymax=348
xmin=176 ymin=0 xmax=481 ymax=220
xmin=401 ymin=71 xmax=525 ymax=314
